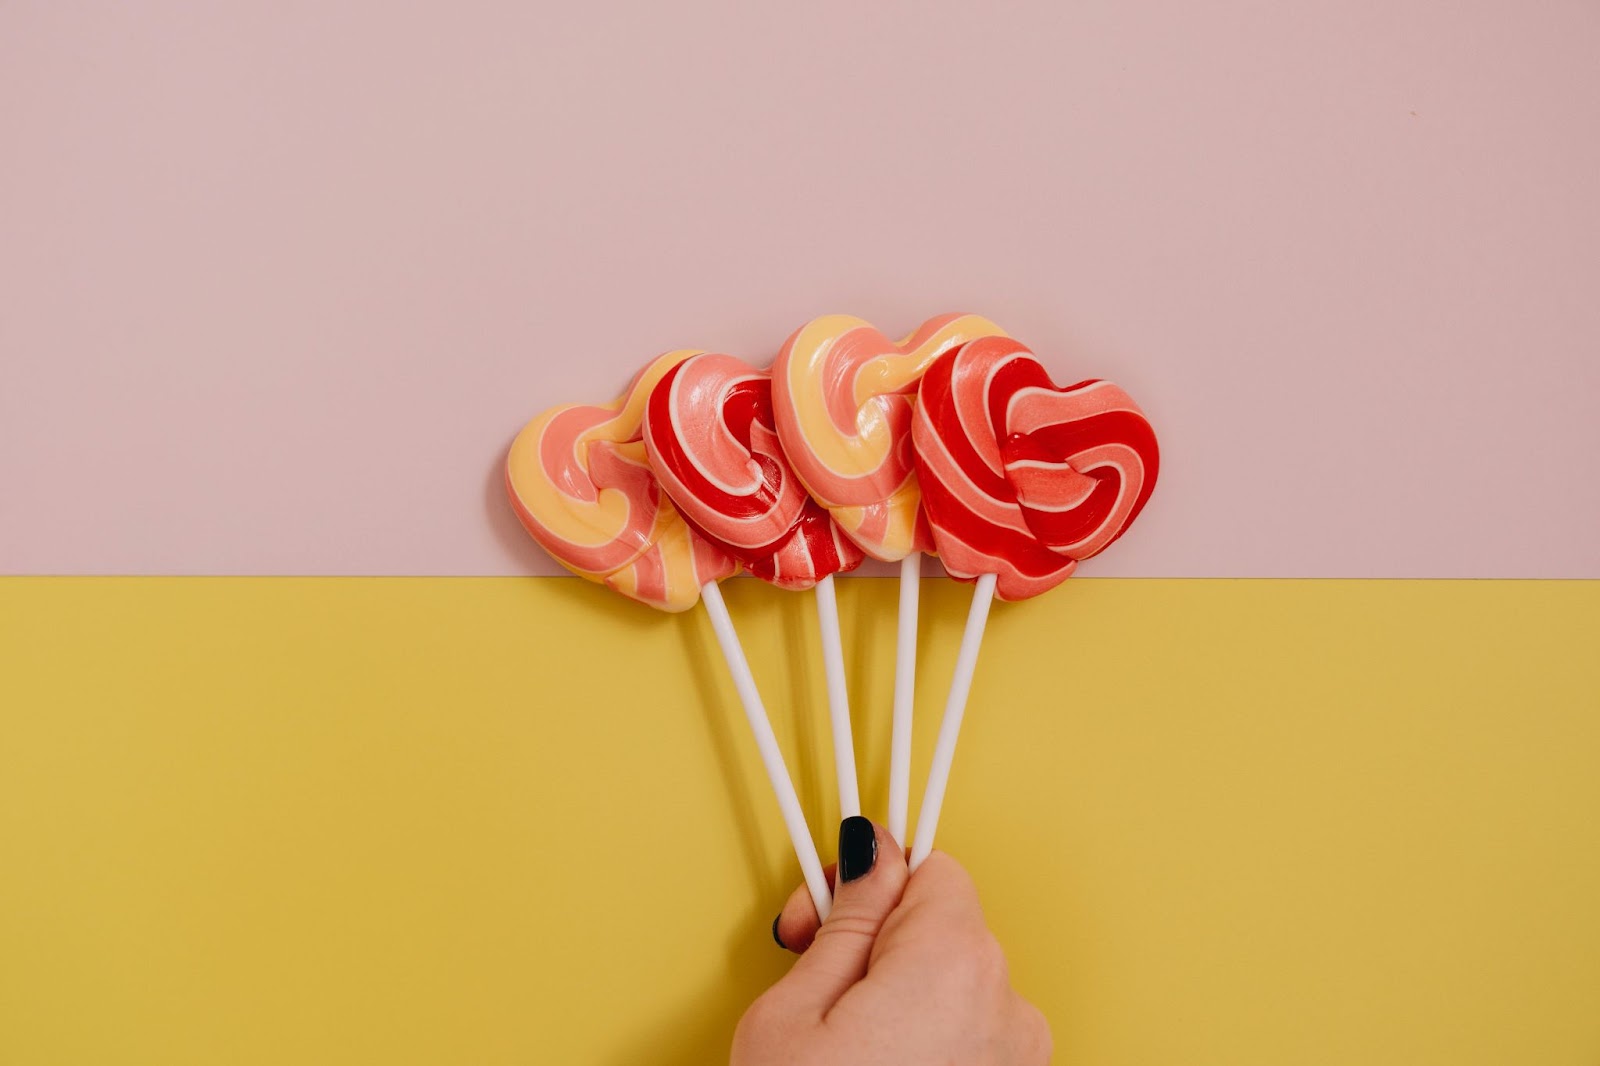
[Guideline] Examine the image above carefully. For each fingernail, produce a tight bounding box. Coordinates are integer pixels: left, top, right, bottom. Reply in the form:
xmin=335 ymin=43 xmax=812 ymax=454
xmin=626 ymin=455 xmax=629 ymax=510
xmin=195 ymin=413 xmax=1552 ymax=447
xmin=771 ymin=914 xmax=787 ymax=950
xmin=839 ymin=816 xmax=877 ymax=883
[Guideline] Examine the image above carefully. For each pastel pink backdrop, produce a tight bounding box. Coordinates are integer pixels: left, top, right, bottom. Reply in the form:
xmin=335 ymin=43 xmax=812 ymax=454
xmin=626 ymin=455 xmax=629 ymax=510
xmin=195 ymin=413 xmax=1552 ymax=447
xmin=3 ymin=1 xmax=1597 ymax=577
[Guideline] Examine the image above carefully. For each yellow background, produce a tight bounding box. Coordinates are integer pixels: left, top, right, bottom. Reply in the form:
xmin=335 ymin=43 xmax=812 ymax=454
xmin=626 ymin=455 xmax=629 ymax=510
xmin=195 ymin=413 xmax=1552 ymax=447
xmin=2 ymin=577 xmax=1597 ymax=1064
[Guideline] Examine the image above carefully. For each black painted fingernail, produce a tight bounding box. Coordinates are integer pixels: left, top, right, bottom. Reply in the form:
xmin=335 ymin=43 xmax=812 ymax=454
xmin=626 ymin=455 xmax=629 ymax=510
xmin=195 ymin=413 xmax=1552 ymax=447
xmin=839 ymin=816 xmax=877 ymax=883
xmin=771 ymin=914 xmax=787 ymax=950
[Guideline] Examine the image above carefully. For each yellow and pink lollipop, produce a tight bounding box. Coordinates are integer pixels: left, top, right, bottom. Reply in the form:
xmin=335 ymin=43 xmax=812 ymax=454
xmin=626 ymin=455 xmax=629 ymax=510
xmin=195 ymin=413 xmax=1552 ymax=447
xmin=770 ymin=313 xmax=1006 ymax=844
xmin=506 ymin=352 xmax=832 ymax=918
xmin=505 ymin=352 xmax=737 ymax=611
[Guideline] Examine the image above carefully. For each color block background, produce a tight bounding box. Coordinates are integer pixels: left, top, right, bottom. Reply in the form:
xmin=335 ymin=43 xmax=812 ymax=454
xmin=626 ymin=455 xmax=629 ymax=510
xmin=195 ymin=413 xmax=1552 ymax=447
xmin=3 ymin=2 xmax=1598 ymax=1064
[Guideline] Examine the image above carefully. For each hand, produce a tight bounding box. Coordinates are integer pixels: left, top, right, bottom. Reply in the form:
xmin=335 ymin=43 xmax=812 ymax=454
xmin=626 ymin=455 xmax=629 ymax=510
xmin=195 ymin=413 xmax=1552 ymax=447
xmin=731 ymin=817 xmax=1052 ymax=1065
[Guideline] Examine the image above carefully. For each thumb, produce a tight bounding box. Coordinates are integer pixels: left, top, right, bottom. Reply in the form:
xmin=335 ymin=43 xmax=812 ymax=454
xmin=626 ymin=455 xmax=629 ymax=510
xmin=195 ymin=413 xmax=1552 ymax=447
xmin=781 ymin=816 xmax=909 ymax=1015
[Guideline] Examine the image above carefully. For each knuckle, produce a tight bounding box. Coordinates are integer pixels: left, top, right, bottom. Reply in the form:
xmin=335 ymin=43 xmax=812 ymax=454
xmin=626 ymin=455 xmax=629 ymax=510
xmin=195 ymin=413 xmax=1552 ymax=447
xmin=976 ymin=932 xmax=1010 ymax=984
xmin=735 ymin=990 xmax=784 ymax=1036
xmin=816 ymin=910 xmax=884 ymax=948
xmin=918 ymin=851 xmax=978 ymax=895
xmin=1016 ymin=999 xmax=1052 ymax=1059
xmin=928 ymin=928 xmax=1011 ymax=999
xmin=952 ymin=928 xmax=1007 ymax=980
xmin=966 ymin=928 xmax=1004 ymax=966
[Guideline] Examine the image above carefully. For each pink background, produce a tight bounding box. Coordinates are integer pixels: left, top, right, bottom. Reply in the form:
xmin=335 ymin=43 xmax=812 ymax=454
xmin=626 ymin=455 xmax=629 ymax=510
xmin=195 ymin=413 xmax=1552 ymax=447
xmin=3 ymin=1 xmax=1597 ymax=578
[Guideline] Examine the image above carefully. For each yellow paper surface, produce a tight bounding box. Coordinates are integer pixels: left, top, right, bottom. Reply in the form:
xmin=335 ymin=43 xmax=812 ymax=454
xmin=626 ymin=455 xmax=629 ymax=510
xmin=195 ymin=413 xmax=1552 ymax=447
xmin=2 ymin=577 xmax=1597 ymax=1064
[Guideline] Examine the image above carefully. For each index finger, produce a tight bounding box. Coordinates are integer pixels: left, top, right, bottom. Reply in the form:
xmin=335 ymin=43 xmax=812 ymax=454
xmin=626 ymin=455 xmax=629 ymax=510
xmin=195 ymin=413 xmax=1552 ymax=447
xmin=868 ymin=850 xmax=994 ymax=969
xmin=773 ymin=863 xmax=837 ymax=954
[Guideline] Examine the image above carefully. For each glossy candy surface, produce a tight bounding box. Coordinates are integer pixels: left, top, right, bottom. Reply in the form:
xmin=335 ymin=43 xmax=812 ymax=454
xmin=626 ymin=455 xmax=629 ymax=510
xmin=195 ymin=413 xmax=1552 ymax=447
xmin=505 ymin=352 xmax=738 ymax=611
xmin=771 ymin=313 xmax=1007 ymax=561
xmin=644 ymin=352 xmax=864 ymax=591
xmin=912 ymin=336 xmax=1159 ymax=601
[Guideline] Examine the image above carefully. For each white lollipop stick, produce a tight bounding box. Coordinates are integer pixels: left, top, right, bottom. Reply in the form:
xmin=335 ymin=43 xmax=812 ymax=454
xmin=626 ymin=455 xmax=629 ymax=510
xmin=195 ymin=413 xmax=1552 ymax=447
xmin=908 ymin=572 xmax=997 ymax=871
xmin=814 ymin=573 xmax=860 ymax=819
xmin=701 ymin=581 xmax=832 ymax=920
xmin=888 ymin=553 xmax=920 ymax=848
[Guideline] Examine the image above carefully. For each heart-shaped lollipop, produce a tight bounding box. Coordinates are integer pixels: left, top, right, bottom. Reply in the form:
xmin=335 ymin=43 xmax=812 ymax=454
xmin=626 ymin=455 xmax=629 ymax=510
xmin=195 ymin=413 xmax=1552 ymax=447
xmin=505 ymin=352 xmax=739 ymax=612
xmin=771 ymin=312 xmax=1008 ymax=562
xmin=913 ymin=334 xmax=1159 ymax=602
xmin=908 ymin=333 xmax=1159 ymax=869
xmin=643 ymin=352 xmax=865 ymax=590
xmin=644 ymin=351 xmax=867 ymax=822
xmin=506 ymin=352 xmax=830 ymax=918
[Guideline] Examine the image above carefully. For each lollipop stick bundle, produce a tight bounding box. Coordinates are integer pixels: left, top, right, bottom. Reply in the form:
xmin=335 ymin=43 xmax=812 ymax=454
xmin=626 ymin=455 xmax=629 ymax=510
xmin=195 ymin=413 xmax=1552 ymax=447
xmin=506 ymin=315 xmax=1159 ymax=910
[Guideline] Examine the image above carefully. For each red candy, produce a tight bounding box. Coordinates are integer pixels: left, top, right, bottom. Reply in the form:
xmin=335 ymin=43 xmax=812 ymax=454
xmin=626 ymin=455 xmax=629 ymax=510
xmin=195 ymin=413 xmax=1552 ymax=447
xmin=912 ymin=335 xmax=1159 ymax=601
xmin=643 ymin=352 xmax=864 ymax=591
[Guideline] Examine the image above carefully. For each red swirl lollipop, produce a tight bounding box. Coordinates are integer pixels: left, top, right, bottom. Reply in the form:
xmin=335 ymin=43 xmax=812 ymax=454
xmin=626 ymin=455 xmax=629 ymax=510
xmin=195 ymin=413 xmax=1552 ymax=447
xmin=913 ymin=335 xmax=1159 ymax=601
xmin=908 ymin=334 xmax=1159 ymax=867
xmin=643 ymin=353 xmax=864 ymax=590
xmin=644 ymin=352 xmax=866 ymax=819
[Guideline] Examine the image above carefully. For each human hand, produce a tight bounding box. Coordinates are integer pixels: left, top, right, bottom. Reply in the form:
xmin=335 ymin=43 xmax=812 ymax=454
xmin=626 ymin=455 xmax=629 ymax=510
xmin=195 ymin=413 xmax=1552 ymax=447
xmin=731 ymin=817 xmax=1051 ymax=1065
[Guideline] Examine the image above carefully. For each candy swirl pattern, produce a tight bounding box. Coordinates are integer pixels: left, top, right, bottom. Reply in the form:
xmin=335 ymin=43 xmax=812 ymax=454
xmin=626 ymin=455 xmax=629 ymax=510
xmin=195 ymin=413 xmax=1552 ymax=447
xmin=505 ymin=351 xmax=738 ymax=612
xmin=912 ymin=335 xmax=1159 ymax=601
xmin=771 ymin=313 xmax=1008 ymax=562
xmin=644 ymin=352 xmax=865 ymax=591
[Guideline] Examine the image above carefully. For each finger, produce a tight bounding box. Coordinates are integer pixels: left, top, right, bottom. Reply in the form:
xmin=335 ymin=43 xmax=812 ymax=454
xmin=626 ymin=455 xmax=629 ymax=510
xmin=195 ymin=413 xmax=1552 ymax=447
xmin=881 ymin=849 xmax=985 ymax=938
xmin=780 ymin=818 xmax=909 ymax=1016
xmin=900 ymin=850 xmax=982 ymax=914
xmin=774 ymin=864 xmax=836 ymax=953
xmin=864 ymin=849 xmax=994 ymax=979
